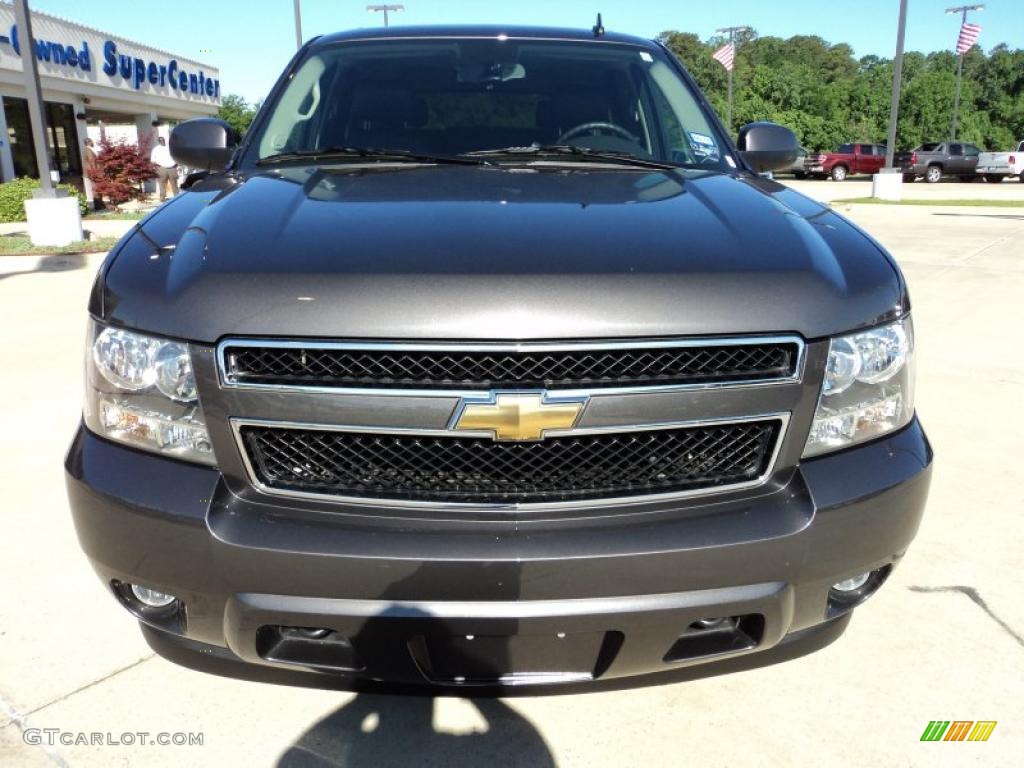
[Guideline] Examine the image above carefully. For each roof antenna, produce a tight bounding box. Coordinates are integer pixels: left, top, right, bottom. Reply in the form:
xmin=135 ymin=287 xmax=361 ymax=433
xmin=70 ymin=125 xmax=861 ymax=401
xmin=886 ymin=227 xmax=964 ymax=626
xmin=593 ymin=13 xmax=605 ymax=37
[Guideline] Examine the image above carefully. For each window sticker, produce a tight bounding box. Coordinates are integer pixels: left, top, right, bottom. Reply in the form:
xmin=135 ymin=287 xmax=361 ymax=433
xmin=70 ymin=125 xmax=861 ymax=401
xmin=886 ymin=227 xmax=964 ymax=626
xmin=639 ymin=52 xmax=653 ymax=63
xmin=688 ymin=131 xmax=720 ymax=161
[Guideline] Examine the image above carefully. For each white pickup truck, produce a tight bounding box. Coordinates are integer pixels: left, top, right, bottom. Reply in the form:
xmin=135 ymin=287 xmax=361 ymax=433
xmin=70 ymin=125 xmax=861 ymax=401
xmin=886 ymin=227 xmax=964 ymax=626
xmin=977 ymin=140 xmax=1024 ymax=183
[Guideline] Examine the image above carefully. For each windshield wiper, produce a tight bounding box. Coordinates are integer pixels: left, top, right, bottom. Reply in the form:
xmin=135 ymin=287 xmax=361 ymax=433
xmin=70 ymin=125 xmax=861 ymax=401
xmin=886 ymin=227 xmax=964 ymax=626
xmin=463 ymin=144 xmax=680 ymax=170
xmin=257 ymin=146 xmax=493 ymax=166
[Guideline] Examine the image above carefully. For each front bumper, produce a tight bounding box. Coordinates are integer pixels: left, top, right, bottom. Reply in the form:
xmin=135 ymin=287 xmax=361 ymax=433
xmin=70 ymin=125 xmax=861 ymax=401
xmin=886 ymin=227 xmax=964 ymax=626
xmin=66 ymin=418 xmax=931 ymax=693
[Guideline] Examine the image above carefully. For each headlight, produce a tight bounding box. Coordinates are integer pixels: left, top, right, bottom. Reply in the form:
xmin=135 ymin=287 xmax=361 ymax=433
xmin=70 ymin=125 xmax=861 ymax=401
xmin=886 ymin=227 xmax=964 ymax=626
xmin=84 ymin=322 xmax=215 ymax=465
xmin=803 ymin=316 xmax=915 ymax=458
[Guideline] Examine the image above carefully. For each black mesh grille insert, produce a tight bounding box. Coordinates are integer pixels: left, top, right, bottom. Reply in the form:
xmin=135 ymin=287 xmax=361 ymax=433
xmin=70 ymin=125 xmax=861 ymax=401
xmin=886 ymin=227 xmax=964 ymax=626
xmin=224 ymin=342 xmax=798 ymax=390
xmin=240 ymin=420 xmax=781 ymax=504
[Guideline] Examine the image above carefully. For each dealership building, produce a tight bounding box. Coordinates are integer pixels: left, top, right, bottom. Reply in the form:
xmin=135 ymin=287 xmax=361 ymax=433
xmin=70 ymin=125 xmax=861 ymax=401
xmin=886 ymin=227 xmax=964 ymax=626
xmin=0 ymin=4 xmax=220 ymax=192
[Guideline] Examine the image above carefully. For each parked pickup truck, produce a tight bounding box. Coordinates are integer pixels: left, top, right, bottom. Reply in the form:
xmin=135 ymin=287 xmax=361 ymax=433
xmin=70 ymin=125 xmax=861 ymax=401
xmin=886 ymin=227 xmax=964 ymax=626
xmin=977 ymin=140 xmax=1024 ymax=183
xmin=804 ymin=143 xmax=887 ymax=181
xmin=65 ymin=25 xmax=931 ymax=693
xmin=896 ymin=142 xmax=981 ymax=183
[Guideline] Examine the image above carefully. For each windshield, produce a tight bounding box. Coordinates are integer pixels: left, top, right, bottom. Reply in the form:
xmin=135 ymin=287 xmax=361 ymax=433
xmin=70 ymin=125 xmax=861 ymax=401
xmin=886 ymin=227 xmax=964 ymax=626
xmin=242 ymin=38 xmax=731 ymax=169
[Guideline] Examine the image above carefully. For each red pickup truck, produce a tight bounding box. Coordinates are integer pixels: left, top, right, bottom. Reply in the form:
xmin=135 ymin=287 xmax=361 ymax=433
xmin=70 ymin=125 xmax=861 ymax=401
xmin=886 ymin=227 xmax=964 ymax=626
xmin=804 ymin=143 xmax=888 ymax=181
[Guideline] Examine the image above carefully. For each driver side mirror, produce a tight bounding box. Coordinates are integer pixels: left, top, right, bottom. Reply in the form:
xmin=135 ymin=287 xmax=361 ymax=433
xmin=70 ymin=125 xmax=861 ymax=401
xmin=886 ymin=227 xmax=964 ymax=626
xmin=736 ymin=122 xmax=799 ymax=174
xmin=169 ymin=118 xmax=240 ymax=171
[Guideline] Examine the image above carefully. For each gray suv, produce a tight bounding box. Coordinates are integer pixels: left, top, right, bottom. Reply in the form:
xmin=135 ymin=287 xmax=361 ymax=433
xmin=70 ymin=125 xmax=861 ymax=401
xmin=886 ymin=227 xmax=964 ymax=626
xmin=65 ymin=25 xmax=931 ymax=693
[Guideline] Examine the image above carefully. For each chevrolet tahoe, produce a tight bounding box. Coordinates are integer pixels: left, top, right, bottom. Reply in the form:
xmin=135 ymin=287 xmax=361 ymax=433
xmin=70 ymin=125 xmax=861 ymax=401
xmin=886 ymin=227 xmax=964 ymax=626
xmin=65 ymin=25 xmax=932 ymax=693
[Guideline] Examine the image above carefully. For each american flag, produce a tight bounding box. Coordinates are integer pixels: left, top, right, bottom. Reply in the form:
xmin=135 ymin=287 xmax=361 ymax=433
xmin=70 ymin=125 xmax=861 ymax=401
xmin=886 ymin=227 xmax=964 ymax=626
xmin=712 ymin=43 xmax=735 ymax=72
xmin=956 ymin=22 xmax=981 ymax=55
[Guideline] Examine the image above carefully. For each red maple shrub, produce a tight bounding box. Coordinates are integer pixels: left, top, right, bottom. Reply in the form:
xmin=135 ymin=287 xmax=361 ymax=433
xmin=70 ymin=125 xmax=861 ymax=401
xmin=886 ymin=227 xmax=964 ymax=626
xmin=86 ymin=137 xmax=157 ymax=204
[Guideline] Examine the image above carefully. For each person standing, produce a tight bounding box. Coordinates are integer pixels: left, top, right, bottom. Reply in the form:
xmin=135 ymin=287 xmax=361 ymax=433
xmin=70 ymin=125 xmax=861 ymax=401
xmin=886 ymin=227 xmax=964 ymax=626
xmin=150 ymin=136 xmax=178 ymax=201
xmin=83 ymin=138 xmax=103 ymax=210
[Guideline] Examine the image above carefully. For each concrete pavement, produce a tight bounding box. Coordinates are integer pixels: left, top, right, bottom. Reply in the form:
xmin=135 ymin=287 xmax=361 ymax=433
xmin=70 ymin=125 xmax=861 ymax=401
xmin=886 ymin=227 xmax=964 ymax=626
xmin=781 ymin=173 xmax=1024 ymax=202
xmin=1 ymin=188 xmax=1022 ymax=767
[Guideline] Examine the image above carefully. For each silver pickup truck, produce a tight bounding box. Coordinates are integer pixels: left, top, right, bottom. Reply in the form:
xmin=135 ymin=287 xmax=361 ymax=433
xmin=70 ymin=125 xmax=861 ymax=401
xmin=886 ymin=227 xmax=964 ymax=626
xmin=977 ymin=140 xmax=1024 ymax=183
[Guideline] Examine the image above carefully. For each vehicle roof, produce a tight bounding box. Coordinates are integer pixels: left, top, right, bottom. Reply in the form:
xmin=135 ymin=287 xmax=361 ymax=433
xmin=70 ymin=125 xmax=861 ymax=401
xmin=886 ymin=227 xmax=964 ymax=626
xmin=311 ymin=25 xmax=659 ymax=49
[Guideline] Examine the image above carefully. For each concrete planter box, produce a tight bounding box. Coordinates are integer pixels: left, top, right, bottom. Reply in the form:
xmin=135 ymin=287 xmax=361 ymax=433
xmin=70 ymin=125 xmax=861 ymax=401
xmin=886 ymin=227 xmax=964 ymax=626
xmin=24 ymin=195 xmax=83 ymax=247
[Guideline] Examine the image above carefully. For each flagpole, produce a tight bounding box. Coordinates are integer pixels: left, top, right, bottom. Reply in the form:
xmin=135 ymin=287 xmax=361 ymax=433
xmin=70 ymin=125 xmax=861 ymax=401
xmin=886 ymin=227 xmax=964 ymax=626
xmin=727 ymin=29 xmax=734 ymax=132
xmin=715 ymin=25 xmax=749 ymax=134
xmin=946 ymin=4 xmax=984 ymax=142
xmin=951 ymin=37 xmax=963 ymax=141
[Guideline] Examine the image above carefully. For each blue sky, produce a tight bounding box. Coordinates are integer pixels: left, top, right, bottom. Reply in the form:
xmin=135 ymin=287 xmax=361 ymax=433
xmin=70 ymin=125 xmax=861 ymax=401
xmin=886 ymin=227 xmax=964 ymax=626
xmin=25 ymin=0 xmax=1024 ymax=102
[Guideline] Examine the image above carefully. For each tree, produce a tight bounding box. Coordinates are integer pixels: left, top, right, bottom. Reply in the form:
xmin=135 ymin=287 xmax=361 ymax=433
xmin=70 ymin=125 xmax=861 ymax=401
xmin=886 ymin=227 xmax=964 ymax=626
xmin=658 ymin=28 xmax=1024 ymax=152
xmin=86 ymin=138 xmax=156 ymax=204
xmin=218 ymin=94 xmax=258 ymax=136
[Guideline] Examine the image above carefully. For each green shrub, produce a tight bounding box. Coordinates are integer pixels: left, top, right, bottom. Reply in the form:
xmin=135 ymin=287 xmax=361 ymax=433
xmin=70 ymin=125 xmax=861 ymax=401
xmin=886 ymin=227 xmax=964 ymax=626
xmin=0 ymin=177 xmax=89 ymax=223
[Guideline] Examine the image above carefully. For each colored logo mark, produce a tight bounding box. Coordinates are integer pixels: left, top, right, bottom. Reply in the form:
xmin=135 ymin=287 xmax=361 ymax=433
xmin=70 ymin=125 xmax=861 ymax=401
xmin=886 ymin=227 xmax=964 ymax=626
xmin=921 ymin=720 xmax=997 ymax=742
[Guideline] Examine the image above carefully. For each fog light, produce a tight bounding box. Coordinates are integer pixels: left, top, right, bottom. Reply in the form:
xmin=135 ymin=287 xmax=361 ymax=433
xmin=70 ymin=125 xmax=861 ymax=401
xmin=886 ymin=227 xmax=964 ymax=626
xmin=690 ymin=617 xmax=737 ymax=630
xmin=130 ymin=584 xmax=177 ymax=608
xmin=832 ymin=572 xmax=871 ymax=592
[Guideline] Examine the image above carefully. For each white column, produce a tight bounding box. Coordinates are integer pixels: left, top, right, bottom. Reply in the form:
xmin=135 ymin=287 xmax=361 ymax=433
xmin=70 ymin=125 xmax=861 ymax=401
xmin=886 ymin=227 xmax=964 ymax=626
xmin=0 ymin=96 xmax=15 ymax=182
xmin=73 ymin=97 xmax=93 ymax=204
xmin=135 ymin=112 xmax=158 ymax=196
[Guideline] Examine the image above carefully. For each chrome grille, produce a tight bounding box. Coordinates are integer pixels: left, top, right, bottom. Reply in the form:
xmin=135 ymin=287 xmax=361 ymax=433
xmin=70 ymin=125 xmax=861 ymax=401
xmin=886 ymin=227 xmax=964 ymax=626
xmin=238 ymin=419 xmax=783 ymax=505
xmin=221 ymin=340 xmax=799 ymax=390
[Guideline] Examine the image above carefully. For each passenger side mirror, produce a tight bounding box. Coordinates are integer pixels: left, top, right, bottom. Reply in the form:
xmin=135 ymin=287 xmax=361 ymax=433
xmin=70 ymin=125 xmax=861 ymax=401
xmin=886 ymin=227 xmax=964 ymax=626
xmin=169 ymin=118 xmax=240 ymax=171
xmin=736 ymin=122 xmax=799 ymax=174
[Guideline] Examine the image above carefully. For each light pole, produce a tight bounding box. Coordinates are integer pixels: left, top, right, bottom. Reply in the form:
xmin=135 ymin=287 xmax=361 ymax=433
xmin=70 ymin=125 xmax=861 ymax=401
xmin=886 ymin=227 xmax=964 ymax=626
xmin=884 ymin=0 xmax=909 ymax=171
xmin=946 ymin=4 xmax=984 ymax=142
xmin=14 ymin=0 xmax=83 ymax=246
xmin=714 ymin=25 xmax=750 ymax=133
xmin=367 ymin=4 xmax=404 ymax=26
xmin=13 ymin=0 xmax=54 ymax=195
xmin=293 ymin=0 xmax=303 ymax=49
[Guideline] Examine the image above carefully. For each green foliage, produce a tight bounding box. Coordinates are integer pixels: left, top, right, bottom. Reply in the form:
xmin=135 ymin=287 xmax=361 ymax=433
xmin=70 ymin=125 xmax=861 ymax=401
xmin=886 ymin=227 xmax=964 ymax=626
xmin=0 ymin=234 xmax=121 ymax=255
xmin=658 ymin=30 xmax=1024 ymax=152
xmin=0 ymin=177 xmax=88 ymax=223
xmin=217 ymin=94 xmax=258 ymax=136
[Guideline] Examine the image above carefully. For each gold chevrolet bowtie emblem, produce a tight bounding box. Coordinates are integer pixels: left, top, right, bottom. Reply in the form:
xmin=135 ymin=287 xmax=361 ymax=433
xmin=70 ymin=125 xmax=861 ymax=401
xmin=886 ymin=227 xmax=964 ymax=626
xmin=454 ymin=393 xmax=586 ymax=441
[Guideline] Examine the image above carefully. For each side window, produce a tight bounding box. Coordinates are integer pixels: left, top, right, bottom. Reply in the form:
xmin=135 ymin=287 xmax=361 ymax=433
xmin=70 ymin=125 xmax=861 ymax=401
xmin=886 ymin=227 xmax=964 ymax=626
xmin=837 ymin=143 xmax=854 ymax=154
xmin=949 ymin=144 xmax=963 ymax=156
xmin=257 ymin=54 xmax=327 ymax=158
xmin=646 ymin=60 xmax=722 ymax=165
xmin=964 ymin=144 xmax=980 ymax=156
xmin=648 ymin=83 xmax=686 ymax=157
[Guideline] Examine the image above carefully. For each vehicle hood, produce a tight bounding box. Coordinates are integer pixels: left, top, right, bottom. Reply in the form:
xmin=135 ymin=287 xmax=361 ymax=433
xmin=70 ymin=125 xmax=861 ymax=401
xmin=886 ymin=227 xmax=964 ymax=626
xmin=100 ymin=165 xmax=905 ymax=342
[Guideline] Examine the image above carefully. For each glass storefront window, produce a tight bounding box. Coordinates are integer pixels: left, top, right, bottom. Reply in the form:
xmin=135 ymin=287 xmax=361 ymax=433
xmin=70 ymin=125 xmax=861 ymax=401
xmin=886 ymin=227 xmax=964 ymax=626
xmin=3 ymin=97 xmax=81 ymax=181
xmin=4 ymin=96 xmax=37 ymax=179
xmin=47 ymin=102 xmax=81 ymax=178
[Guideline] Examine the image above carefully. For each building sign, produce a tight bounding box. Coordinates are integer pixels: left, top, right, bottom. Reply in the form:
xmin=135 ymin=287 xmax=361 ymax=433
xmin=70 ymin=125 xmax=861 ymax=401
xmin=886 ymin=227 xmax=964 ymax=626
xmin=2 ymin=26 xmax=219 ymax=98
xmin=6 ymin=25 xmax=91 ymax=71
xmin=0 ymin=7 xmax=220 ymax=104
xmin=99 ymin=40 xmax=220 ymax=97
